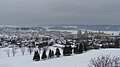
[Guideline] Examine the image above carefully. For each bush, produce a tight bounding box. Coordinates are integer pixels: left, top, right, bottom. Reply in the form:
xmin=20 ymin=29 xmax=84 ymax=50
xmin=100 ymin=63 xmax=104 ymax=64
xmin=88 ymin=55 xmax=120 ymax=67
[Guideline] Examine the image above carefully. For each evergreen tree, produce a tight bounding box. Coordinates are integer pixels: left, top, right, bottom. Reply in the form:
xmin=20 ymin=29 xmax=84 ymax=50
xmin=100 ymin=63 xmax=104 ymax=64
xmin=63 ymin=45 xmax=71 ymax=56
xmin=68 ymin=45 xmax=72 ymax=55
xmin=78 ymin=43 xmax=83 ymax=54
xmin=115 ymin=39 xmax=120 ymax=48
xmin=51 ymin=50 xmax=54 ymax=58
xmin=74 ymin=46 xmax=77 ymax=54
xmin=48 ymin=49 xmax=52 ymax=59
xmin=74 ymin=45 xmax=79 ymax=54
xmin=41 ymin=49 xmax=47 ymax=60
xmin=33 ymin=51 xmax=40 ymax=61
xmin=55 ymin=48 xmax=61 ymax=57
xmin=63 ymin=45 xmax=68 ymax=56
xmin=83 ymin=42 xmax=87 ymax=51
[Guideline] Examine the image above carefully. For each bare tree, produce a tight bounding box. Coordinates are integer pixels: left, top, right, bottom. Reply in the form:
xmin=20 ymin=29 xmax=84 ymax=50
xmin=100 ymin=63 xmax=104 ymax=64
xmin=5 ymin=48 xmax=10 ymax=57
xmin=12 ymin=45 xmax=17 ymax=57
xmin=38 ymin=46 xmax=42 ymax=54
xmin=28 ymin=46 xmax=33 ymax=55
xmin=88 ymin=54 xmax=120 ymax=67
xmin=21 ymin=46 xmax=25 ymax=55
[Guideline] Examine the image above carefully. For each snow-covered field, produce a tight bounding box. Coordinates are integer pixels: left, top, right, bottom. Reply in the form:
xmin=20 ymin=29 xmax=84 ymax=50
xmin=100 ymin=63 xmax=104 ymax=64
xmin=0 ymin=47 xmax=120 ymax=67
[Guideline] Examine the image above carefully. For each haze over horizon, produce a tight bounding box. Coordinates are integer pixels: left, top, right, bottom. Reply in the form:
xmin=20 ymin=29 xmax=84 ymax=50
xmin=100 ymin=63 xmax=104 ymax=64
xmin=0 ymin=0 xmax=120 ymax=26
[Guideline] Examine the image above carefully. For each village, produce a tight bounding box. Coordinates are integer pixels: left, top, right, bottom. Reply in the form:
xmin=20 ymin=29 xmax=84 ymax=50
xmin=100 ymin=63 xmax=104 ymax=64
xmin=0 ymin=26 xmax=120 ymax=51
xmin=0 ymin=26 xmax=120 ymax=67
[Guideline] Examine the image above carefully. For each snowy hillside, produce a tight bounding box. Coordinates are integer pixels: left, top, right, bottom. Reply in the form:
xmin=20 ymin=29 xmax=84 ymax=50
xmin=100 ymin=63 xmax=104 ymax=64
xmin=0 ymin=48 xmax=120 ymax=67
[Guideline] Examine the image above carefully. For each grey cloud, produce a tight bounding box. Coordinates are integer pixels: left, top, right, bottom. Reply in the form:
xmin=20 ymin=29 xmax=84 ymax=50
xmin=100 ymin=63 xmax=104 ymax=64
xmin=0 ymin=0 xmax=120 ymax=26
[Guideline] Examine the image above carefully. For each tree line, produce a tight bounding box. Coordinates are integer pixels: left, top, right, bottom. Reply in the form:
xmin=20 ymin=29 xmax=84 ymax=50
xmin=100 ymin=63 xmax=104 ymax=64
xmin=33 ymin=42 xmax=88 ymax=61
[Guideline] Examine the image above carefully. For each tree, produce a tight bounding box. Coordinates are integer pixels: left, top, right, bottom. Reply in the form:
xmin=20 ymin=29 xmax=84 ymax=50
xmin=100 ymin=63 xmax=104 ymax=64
xmin=78 ymin=43 xmax=83 ymax=54
xmin=83 ymin=42 xmax=87 ymax=51
xmin=12 ymin=45 xmax=17 ymax=56
xmin=5 ymin=48 xmax=10 ymax=57
xmin=63 ymin=45 xmax=68 ymax=56
xmin=51 ymin=50 xmax=54 ymax=58
xmin=33 ymin=51 xmax=40 ymax=61
xmin=115 ymin=39 xmax=120 ymax=48
xmin=63 ymin=45 xmax=72 ymax=56
xmin=48 ymin=49 xmax=52 ymax=59
xmin=68 ymin=45 xmax=72 ymax=54
xmin=41 ymin=49 xmax=47 ymax=60
xmin=11 ymin=40 xmax=16 ymax=44
xmin=55 ymin=48 xmax=61 ymax=57
xmin=49 ymin=42 xmax=54 ymax=46
xmin=21 ymin=45 xmax=25 ymax=55
xmin=28 ymin=46 xmax=33 ymax=55
xmin=74 ymin=45 xmax=79 ymax=54
xmin=38 ymin=46 xmax=42 ymax=54
xmin=88 ymin=55 xmax=120 ymax=67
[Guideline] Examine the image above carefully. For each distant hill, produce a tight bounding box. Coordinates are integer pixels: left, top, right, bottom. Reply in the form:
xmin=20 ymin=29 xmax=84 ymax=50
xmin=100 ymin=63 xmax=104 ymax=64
xmin=48 ymin=25 xmax=120 ymax=31
xmin=77 ymin=25 xmax=120 ymax=31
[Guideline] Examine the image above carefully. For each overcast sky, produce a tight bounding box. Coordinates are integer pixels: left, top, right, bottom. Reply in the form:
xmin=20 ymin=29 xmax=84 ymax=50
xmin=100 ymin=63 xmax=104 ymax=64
xmin=0 ymin=0 xmax=120 ymax=26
